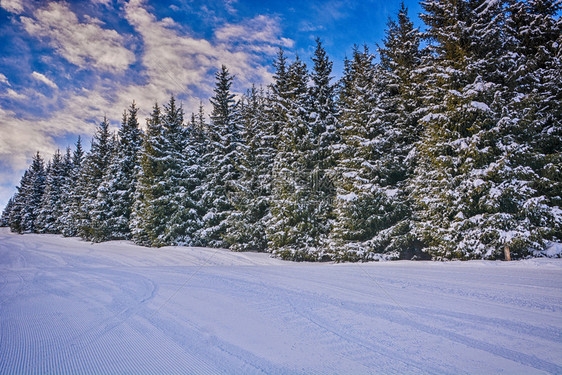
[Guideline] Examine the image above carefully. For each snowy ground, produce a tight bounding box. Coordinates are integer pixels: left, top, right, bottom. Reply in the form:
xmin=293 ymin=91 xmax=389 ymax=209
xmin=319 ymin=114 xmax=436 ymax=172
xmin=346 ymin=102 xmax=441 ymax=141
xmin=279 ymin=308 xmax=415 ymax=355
xmin=1 ymin=228 xmax=561 ymax=374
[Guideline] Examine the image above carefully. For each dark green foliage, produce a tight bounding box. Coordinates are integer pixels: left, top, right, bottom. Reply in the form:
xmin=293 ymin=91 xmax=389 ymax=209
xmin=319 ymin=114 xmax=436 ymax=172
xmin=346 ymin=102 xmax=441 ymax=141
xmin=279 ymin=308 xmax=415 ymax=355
xmin=36 ymin=149 xmax=68 ymax=234
xmin=91 ymin=102 xmax=143 ymax=242
xmin=201 ymin=65 xmax=241 ymax=247
xmin=224 ymin=86 xmax=275 ymax=251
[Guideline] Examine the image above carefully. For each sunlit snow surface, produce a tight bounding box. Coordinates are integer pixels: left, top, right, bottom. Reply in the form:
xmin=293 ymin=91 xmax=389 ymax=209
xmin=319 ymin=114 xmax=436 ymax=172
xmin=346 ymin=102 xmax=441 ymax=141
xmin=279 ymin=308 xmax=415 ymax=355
xmin=1 ymin=228 xmax=561 ymax=374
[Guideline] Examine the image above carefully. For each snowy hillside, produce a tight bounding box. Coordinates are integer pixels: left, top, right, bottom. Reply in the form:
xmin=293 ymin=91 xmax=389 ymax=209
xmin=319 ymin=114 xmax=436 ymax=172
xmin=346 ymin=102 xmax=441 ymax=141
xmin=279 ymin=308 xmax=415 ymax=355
xmin=1 ymin=228 xmax=561 ymax=374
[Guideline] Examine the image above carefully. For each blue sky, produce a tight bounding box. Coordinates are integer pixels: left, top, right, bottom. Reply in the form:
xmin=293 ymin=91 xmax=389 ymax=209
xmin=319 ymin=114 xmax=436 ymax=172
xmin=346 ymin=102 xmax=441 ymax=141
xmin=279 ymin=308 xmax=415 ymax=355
xmin=0 ymin=0 xmax=422 ymax=210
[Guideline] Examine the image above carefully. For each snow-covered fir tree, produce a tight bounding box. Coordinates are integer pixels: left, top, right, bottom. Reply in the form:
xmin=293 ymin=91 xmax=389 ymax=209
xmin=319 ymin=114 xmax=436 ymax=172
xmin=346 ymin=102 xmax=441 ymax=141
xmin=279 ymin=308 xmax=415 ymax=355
xmin=73 ymin=117 xmax=114 ymax=240
xmin=36 ymin=149 xmax=68 ymax=234
xmin=412 ymin=0 xmax=560 ymax=259
xmin=200 ymin=65 xmax=241 ymax=247
xmin=59 ymin=137 xmax=84 ymax=237
xmin=224 ymin=86 xmax=275 ymax=251
xmin=131 ymin=103 xmax=165 ymax=246
xmin=9 ymin=152 xmax=46 ymax=233
xmin=0 ymin=197 xmax=13 ymax=227
xmin=268 ymin=53 xmax=334 ymax=260
xmin=329 ymin=46 xmax=405 ymax=260
xmin=91 ymin=102 xmax=143 ymax=242
xmin=159 ymin=96 xmax=201 ymax=245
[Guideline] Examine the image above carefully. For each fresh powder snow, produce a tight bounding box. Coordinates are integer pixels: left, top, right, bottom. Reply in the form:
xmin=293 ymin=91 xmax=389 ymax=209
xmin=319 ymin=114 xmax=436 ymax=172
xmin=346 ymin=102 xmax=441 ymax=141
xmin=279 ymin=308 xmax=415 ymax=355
xmin=1 ymin=228 xmax=561 ymax=374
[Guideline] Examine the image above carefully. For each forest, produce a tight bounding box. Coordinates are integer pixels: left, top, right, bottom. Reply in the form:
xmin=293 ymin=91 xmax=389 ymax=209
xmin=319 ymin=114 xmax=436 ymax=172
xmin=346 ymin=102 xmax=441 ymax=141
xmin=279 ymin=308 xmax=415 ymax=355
xmin=1 ymin=0 xmax=560 ymax=261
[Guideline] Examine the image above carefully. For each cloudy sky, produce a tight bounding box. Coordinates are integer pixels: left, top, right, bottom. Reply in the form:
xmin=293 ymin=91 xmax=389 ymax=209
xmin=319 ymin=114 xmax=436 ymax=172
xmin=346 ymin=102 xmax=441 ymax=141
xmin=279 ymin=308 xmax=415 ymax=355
xmin=0 ymin=0 xmax=422 ymax=210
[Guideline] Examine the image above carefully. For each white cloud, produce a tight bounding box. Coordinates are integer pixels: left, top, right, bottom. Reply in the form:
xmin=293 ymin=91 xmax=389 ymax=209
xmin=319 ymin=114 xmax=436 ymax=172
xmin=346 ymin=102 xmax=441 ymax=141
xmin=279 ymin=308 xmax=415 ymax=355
xmin=0 ymin=0 xmax=294 ymax=211
xmin=0 ymin=0 xmax=23 ymax=14
xmin=125 ymin=0 xmax=292 ymax=94
xmin=0 ymin=73 xmax=10 ymax=86
xmin=21 ymin=2 xmax=135 ymax=72
xmin=5 ymin=88 xmax=26 ymax=100
xmin=215 ymin=15 xmax=294 ymax=48
xmin=32 ymin=71 xmax=58 ymax=89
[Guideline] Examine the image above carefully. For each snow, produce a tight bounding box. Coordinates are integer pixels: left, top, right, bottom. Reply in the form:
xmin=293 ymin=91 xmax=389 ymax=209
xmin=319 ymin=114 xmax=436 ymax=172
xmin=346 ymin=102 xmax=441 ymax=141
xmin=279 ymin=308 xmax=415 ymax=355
xmin=1 ymin=228 xmax=562 ymax=374
xmin=470 ymin=101 xmax=491 ymax=112
xmin=535 ymin=241 xmax=562 ymax=258
xmin=337 ymin=192 xmax=358 ymax=201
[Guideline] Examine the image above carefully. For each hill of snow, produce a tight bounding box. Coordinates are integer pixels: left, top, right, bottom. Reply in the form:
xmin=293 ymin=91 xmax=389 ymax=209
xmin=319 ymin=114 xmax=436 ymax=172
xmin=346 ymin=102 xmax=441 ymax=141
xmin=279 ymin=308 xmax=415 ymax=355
xmin=1 ymin=227 xmax=561 ymax=374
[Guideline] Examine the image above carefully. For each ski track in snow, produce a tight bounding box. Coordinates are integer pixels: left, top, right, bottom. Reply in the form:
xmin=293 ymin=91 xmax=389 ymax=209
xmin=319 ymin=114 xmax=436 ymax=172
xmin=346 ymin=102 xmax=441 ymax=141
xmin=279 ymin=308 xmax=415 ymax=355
xmin=0 ymin=228 xmax=561 ymax=374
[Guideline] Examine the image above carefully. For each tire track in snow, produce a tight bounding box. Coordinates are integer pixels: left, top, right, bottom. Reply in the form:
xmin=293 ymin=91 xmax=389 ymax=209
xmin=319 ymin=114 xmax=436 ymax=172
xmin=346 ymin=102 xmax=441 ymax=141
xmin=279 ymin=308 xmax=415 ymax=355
xmin=194 ymin=270 xmax=442 ymax=374
xmin=201 ymin=268 xmax=562 ymax=374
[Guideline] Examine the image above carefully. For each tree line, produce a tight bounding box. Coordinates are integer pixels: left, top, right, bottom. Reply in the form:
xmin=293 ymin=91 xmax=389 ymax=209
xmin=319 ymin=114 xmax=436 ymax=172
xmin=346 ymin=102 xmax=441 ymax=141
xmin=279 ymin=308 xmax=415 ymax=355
xmin=2 ymin=0 xmax=560 ymax=260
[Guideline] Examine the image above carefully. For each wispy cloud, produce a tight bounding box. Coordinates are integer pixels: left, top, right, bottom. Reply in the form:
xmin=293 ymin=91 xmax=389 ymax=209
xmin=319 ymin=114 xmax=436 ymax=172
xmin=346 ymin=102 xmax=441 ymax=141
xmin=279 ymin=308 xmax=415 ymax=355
xmin=0 ymin=0 xmax=24 ymax=14
xmin=21 ymin=2 xmax=135 ymax=72
xmin=0 ymin=0 xmax=294 ymax=210
xmin=5 ymin=88 xmax=26 ymax=100
xmin=215 ymin=14 xmax=295 ymax=49
xmin=31 ymin=71 xmax=58 ymax=89
xmin=0 ymin=73 xmax=10 ymax=86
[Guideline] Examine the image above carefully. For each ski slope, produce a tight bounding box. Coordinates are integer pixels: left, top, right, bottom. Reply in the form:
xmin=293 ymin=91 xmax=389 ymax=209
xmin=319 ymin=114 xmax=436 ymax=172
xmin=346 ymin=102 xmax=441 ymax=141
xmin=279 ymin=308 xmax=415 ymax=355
xmin=1 ymin=228 xmax=561 ymax=374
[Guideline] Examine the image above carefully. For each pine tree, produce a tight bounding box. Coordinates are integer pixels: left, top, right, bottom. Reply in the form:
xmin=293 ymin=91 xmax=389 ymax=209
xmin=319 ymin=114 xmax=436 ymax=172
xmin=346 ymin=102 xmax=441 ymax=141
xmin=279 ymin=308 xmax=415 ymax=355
xmin=11 ymin=152 xmax=46 ymax=233
xmin=200 ymin=65 xmax=241 ymax=247
xmin=131 ymin=103 xmax=165 ymax=246
xmin=8 ymin=170 xmax=31 ymax=234
xmin=91 ymin=102 xmax=143 ymax=242
xmin=36 ymin=149 xmax=67 ymax=233
xmin=1 ymin=198 xmax=14 ymax=227
xmin=74 ymin=117 xmax=114 ymax=240
xmin=159 ymin=96 xmax=199 ymax=245
xmin=224 ymin=86 xmax=275 ymax=251
xmin=60 ymin=137 xmax=84 ymax=237
xmin=367 ymin=4 xmax=423 ymax=258
xmin=131 ymin=97 xmax=193 ymax=246
xmin=410 ymin=0 xmax=560 ymax=259
xmin=329 ymin=46 xmax=404 ymax=260
xmin=269 ymin=54 xmax=333 ymax=260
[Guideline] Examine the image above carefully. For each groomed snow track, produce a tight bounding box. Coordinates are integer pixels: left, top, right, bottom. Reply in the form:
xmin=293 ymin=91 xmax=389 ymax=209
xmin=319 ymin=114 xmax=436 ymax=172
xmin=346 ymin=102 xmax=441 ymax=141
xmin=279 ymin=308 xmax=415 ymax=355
xmin=1 ymin=228 xmax=561 ymax=374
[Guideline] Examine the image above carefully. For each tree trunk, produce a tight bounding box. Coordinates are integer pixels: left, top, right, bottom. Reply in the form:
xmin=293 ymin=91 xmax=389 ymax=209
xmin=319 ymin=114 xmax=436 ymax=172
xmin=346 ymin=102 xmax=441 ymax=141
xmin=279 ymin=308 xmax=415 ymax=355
xmin=504 ymin=245 xmax=511 ymax=261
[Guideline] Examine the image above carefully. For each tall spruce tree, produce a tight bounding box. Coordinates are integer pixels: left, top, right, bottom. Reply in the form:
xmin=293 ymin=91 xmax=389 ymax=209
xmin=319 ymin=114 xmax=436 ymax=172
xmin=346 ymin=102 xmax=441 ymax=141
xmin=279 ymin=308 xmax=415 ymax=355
xmin=91 ymin=102 xmax=143 ymax=242
xmin=329 ymin=46 xmax=403 ymax=260
xmin=36 ymin=149 xmax=67 ymax=233
xmin=60 ymin=137 xmax=84 ymax=237
xmin=1 ymin=197 xmax=14 ymax=227
xmin=159 ymin=96 xmax=199 ymax=245
xmin=74 ymin=117 xmax=114 ymax=240
xmin=224 ymin=86 xmax=275 ymax=251
xmin=269 ymin=54 xmax=332 ymax=260
xmin=131 ymin=103 xmax=165 ymax=246
xmin=200 ymin=65 xmax=241 ymax=247
xmin=10 ymin=152 xmax=46 ymax=233
xmin=411 ymin=0 xmax=559 ymax=259
xmin=131 ymin=97 xmax=192 ymax=246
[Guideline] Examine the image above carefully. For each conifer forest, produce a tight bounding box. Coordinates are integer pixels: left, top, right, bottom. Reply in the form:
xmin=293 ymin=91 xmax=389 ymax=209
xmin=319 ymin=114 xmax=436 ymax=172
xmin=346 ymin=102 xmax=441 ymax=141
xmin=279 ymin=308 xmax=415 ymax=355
xmin=2 ymin=0 xmax=561 ymax=261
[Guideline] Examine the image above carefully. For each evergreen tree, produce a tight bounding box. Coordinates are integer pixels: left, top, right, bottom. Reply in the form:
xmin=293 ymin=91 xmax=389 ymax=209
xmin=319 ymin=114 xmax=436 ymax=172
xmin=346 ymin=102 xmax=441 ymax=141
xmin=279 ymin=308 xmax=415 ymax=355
xmin=8 ymin=170 xmax=30 ymax=234
xmin=1 ymin=198 xmax=14 ymax=227
xmin=159 ymin=96 xmax=199 ymax=245
xmin=329 ymin=46 xmax=404 ymax=260
xmin=74 ymin=117 xmax=114 ymax=240
xmin=131 ymin=98 xmax=193 ymax=246
xmin=10 ymin=152 xmax=46 ymax=233
xmin=36 ymin=149 xmax=67 ymax=233
xmin=225 ymin=86 xmax=275 ymax=251
xmin=91 ymin=102 xmax=143 ymax=242
xmin=269 ymin=54 xmax=332 ymax=260
xmin=131 ymin=103 xmax=165 ymax=246
xmin=411 ymin=0 xmax=560 ymax=259
xmin=200 ymin=65 xmax=241 ymax=247
xmin=60 ymin=137 xmax=84 ymax=237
